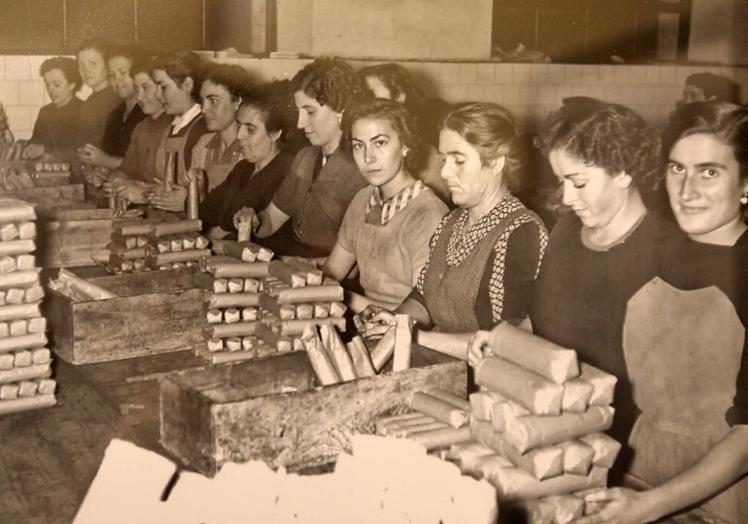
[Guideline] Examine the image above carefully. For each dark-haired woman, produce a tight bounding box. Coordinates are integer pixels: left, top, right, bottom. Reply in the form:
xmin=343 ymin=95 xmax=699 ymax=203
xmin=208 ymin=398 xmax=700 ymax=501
xmin=323 ymin=99 xmax=447 ymax=308
xmin=24 ymin=57 xmax=83 ymax=163
xmin=234 ymin=58 xmax=367 ymax=257
xmin=75 ymin=39 xmax=120 ymax=149
xmin=522 ymin=99 xmax=679 ymax=479
xmin=577 ymin=102 xmax=748 ymax=524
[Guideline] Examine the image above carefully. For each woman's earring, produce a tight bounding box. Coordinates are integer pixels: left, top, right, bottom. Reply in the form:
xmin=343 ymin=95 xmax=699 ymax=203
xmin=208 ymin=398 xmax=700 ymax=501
xmin=402 ymin=148 xmax=409 ymax=157
xmin=740 ymin=192 xmax=748 ymax=205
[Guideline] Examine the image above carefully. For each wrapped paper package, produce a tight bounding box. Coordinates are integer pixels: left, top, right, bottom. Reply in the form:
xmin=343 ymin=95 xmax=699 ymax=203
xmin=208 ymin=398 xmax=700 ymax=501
xmin=503 ymin=406 xmax=615 ymax=453
xmin=375 ymin=412 xmax=424 ymax=435
xmin=579 ymin=432 xmax=622 ymax=469
xmin=370 ymin=326 xmax=396 ymax=371
xmin=470 ymin=391 xmax=503 ymax=421
xmin=562 ymin=378 xmax=594 ymax=413
xmin=485 ymin=463 xmax=608 ymax=502
xmin=319 ymin=324 xmax=356 ymax=382
xmin=578 ymin=363 xmax=617 ymax=406
xmin=346 ymin=336 xmax=376 ymax=378
xmin=410 ymin=425 xmax=472 ymax=450
xmin=447 ymin=442 xmax=497 ymax=475
xmin=471 ymin=419 xmax=563 ymax=481
xmin=558 ymin=440 xmax=595 ymax=475
xmin=475 ymin=356 xmax=564 ymax=416
xmin=515 ymin=494 xmax=585 ymax=524
xmin=301 ymin=325 xmax=340 ymax=386
xmin=408 ymin=391 xmax=469 ymax=428
xmin=426 ymin=389 xmax=471 ymax=411
xmin=392 ymin=314 xmax=412 ymax=372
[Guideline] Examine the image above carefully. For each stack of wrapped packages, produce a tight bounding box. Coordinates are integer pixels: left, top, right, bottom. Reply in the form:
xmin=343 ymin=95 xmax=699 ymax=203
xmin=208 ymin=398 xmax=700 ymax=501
xmin=0 ymin=161 xmax=71 ymax=191
xmin=0 ymin=199 xmax=56 ymax=414
xmin=449 ymin=324 xmax=621 ymax=523
xmin=199 ymin=240 xmax=346 ymax=364
xmin=107 ymin=219 xmax=210 ymax=273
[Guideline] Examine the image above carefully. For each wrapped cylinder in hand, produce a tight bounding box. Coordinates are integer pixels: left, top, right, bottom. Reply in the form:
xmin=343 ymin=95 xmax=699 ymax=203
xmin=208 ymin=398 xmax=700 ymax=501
xmin=408 ymin=391 xmax=469 ymax=428
xmin=517 ymin=495 xmax=585 ymax=524
xmin=392 ymin=314 xmax=412 ymax=372
xmin=471 ymin=419 xmax=563 ymax=481
xmin=370 ymin=326 xmax=395 ymax=371
xmin=474 ymin=356 xmax=564 ymax=416
xmin=503 ymin=406 xmax=615 ymax=453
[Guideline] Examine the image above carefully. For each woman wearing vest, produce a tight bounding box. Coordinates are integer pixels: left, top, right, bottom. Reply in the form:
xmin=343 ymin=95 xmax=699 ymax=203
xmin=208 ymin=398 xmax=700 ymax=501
xmin=576 ymin=102 xmax=748 ymax=524
xmin=233 ymin=58 xmax=367 ymax=257
xmin=372 ymin=102 xmax=547 ymax=354
xmin=322 ymin=98 xmax=447 ymax=309
xmin=146 ymin=51 xmax=208 ymax=214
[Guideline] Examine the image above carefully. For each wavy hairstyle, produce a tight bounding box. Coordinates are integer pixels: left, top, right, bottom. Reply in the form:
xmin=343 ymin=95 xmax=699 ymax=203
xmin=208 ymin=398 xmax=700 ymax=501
xmin=539 ymin=97 xmax=660 ymax=188
xmin=291 ymin=58 xmax=358 ymax=113
xmin=39 ymin=57 xmax=82 ymax=90
xmin=202 ymin=63 xmax=252 ymax=101
xmin=154 ymin=50 xmax=205 ymax=102
xmin=344 ymin=98 xmax=425 ymax=172
xmin=441 ymin=102 xmax=524 ymax=192
xmin=240 ymin=79 xmax=297 ymax=143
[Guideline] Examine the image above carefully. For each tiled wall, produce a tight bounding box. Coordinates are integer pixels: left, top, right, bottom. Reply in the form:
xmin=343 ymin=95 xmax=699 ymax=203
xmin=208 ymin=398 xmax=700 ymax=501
xmin=2 ymin=54 xmax=748 ymax=140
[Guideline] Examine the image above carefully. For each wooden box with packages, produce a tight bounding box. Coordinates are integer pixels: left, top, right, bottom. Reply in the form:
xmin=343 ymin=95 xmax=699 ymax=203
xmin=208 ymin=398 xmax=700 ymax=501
xmin=46 ymin=267 xmax=209 ymax=364
xmin=160 ymin=345 xmax=467 ymax=476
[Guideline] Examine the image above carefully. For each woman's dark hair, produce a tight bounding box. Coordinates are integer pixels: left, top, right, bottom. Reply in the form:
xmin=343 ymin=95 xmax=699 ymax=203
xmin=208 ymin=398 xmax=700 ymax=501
xmin=202 ymin=63 xmax=252 ymax=101
xmin=291 ymin=58 xmax=357 ymax=113
xmin=685 ymin=73 xmax=740 ymax=104
xmin=154 ymin=50 xmax=205 ymax=102
xmin=344 ymin=98 xmax=425 ymax=172
xmin=106 ymin=45 xmax=143 ymax=65
xmin=442 ymin=102 xmax=524 ymax=192
xmin=240 ymin=80 xmax=297 ymax=143
xmin=539 ymin=97 xmax=660 ymax=188
xmin=662 ymin=101 xmax=748 ymax=182
xmin=39 ymin=57 xmax=82 ymax=90
xmin=357 ymin=63 xmax=425 ymax=108
xmin=130 ymin=55 xmax=159 ymax=79
xmin=75 ymin=38 xmax=111 ymax=59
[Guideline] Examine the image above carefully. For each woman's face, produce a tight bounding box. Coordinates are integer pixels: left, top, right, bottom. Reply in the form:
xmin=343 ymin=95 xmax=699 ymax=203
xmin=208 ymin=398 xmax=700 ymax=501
xmin=77 ymin=48 xmax=108 ymax=91
xmin=294 ymin=90 xmax=341 ymax=150
xmin=107 ymin=55 xmax=135 ymax=101
xmin=351 ymin=117 xmax=406 ymax=188
xmin=152 ymin=69 xmax=193 ymax=116
xmin=236 ymin=104 xmax=280 ymax=165
xmin=548 ymin=148 xmax=631 ymax=230
xmin=133 ymin=71 xmax=163 ymax=116
xmin=666 ymin=133 xmax=748 ymax=243
xmin=43 ymin=68 xmax=76 ymax=107
xmin=200 ymin=80 xmax=239 ymax=132
xmin=439 ymin=128 xmax=499 ymax=209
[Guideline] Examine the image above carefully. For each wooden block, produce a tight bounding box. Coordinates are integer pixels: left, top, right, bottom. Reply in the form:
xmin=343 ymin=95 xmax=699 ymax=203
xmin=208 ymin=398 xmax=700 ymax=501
xmin=208 ymin=293 xmax=260 ymax=309
xmin=0 ymin=256 xmax=15 ymax=274
xmin=223 ymin=308 xmax=241 ymax=324
xmin=8 ymin=319 xmax=26 ymax=336
xmin=0 ymin=332 xmax=47 ymax=353
xmin=408 ymin=391 xmax=469 ymax=428
xmin=579 ymin=363 xmax=617 ymax=406
xmin=579 ymin=432 xmax=622 ymax=469
xmin=31 ymin=348 xmax=51 ymax=364
xmin=17 ymin=380 xmax=38 ymax=397
xmin=207 ymin=322 xmax=258 ymax=339
xmin=206 ymin=309 xmax=223 ymax=324
xmin=0 ymin=383 xmax=18 ymax=399
xmin=503 ymin=406 xmax=615 ymax=454
xmin=243 ymin=278 xmax=260 ymax=293
xmin=474 ymin=356 xmax=564 ymax=416
xmin=227 ymin=278 xmax=244 ymax=294
xmin=36 ymin=378 xmax=56 ymax=395
xmin=0 ymin=394 xmax=56 ymax=415
xmin=15 ymin=254 xmax=34 ymax=270
xmin=562 ymin=378 xmax=594 ymax=413
xmin=347 ymin=336 xmax=376 ymax=378
xmin=295 ymin=304 xmax=313 ymax=320
xmin=17 ymin=221 xmax=35 ymax=240
xmin=393 ymin=314 xmax=412 ymax=372
xmin=5 ymin=288 xmax=24 ymax=304
xmin=471 ymin=419 xmax=564 ymax=481
xmin=24 ymin=285 xmax=44 ymax=303
xmin=313 ymin=303 xmax=330 ymax=318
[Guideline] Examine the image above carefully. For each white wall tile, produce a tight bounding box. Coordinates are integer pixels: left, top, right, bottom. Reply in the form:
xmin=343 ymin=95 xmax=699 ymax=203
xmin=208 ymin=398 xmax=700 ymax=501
xmin=475 ymin=63 xmax=494 ymax=84
xmin=18 ymin=80 xmax=45 ymax=106
xmin=440 ymin=63 xmax=461 ymax=85
xmin=0 ymin=57 xmax=5 ymax=79
xmin=628 ymin=66 xmax=647 ymax=84
xmin=644 ymin=66 xmax=661 ymax=84
xmin=4 ymin=57 xmax=31 ymax=80
xmin=465 ymin=84 xmax=486 ymax=100
xmin=613 ymin=66 xmax=631 ymax=85
xmin=494 ymin=64 xmax=512 ymax=84
xmin=598 ymin=65 xmax=616 ymax=84
xmin=0 ymin=81 xmax=19 ymax=106
xmin=659 ymin=66 xmax=676 ymax=84
xmin=458 ymin=63 xmax=478 ymax=84
xmin=5 ymin=105 xmax=32 ymax=131
xmin=511 ymin=64 xmax=531 ymax=84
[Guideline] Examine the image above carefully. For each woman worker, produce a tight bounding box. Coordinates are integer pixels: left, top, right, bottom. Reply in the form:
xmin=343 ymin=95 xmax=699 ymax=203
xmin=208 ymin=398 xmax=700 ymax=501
xmin=322 ymin=98 xmax=447 ymax=308
xmin=24 ymin=57 xmax=83 ymax=163
xmin=373 ymin=102 xmax=546 ymax=351
xmin=468 ymin=98 xmax=680 ymax=480
xmin=234 ymin=58 xmax=367 ymax=257
xmin=75 ymin=39 xmax=120 ymax=149
xmin=576 ymin=102 xmax=748 ymax=524
xmin=77 ymin=45 xmax=146 ymax=170
xmin=200 ymin=80 xmax=296 ymax=246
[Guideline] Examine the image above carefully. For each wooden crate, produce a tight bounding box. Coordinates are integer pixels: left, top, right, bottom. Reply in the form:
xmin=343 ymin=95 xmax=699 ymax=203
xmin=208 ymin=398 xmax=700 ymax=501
xmin=46 ymin=267 xmax=209 ymax=364
xmin=160 ymin=347 xmax=467 ymax=476
xmin=0 ymin=184 xmax=84 ymax=215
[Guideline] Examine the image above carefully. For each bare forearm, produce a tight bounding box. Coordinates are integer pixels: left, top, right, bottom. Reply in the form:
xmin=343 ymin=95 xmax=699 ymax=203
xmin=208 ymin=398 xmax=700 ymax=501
xmin=396 ymin=298 xmax=431 ymax=326
xmin=642 ymin=425 xmax=748 ymax=522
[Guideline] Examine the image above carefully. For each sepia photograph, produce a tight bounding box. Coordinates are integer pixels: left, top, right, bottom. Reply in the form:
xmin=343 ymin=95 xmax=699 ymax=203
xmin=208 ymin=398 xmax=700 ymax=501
xmin=0 ymin=0 xmax=745 ymax=522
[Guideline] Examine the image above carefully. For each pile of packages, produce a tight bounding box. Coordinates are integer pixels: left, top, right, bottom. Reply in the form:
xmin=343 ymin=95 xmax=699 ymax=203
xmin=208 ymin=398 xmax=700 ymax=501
xmin=0 ymin=199 xmax=56 ymax=414
xmin=0 ymin=161 xmax=71 ymax=191
xmin=75 ymin=435 xmax=498 ymax=523
xmin=107 ymin=219 xmax=210 ymax=273
xmin=199 ymin=240 xmax=346 ymax=364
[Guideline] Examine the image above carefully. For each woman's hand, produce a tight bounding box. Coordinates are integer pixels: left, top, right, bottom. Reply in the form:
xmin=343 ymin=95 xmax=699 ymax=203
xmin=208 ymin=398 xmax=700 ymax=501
xmin=233 ymin=207 xmax=259 ymax=231
xmin=77 ymin=143 xmax=106 ymax=166
xmin=573 ymin=488 xmax=652 ymax=524
xmin=466 ymin=330 xmax=493 ymax=367
xmin=146 ymin=181 xmax=187 ymax=213
xmin=104 ymin=178 xmax=147 ymax=204
xmin=22 ymin=143 xmax=45 ymax=160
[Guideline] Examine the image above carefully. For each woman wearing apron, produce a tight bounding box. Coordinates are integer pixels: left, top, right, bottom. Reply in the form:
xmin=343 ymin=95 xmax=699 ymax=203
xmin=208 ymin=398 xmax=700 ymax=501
xmin=234 ymin=58 xmax=367 ymax=257
xmin=579 ymin=102 xmax=748 ymax=524
xmin=373 ymin=102 xmax=547 ymax=355
xmin=322 ymin=98 xmax=447 ymax=308
xmin=147 ymin=51 xmax=208 ymax=214
xmin=469 ymin=99 xmax=680 ymax=480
